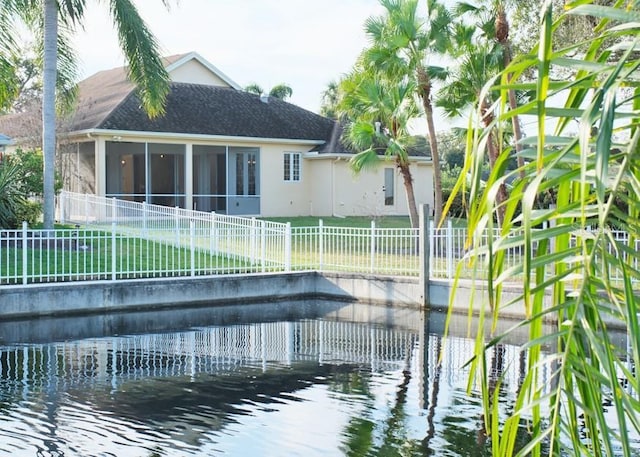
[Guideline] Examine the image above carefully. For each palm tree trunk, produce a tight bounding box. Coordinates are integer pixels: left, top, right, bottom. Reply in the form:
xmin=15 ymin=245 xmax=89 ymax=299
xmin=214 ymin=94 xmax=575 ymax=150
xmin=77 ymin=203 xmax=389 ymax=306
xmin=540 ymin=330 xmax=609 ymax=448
xmin=424 ymin=101 xmax=443 ymax=226
xmin=418 ymin=68 xmax=443 ymax=225
xmin=480 ymin=97 xmax=508 ymax=225
xmin=398 ymin=160 xmax=419 ymax=229
xmin=507 ymin=84 xmax=525 ymax=177
xmin=496 ymin=6 xmax=525 ymax=177
xmin=502 ymin=41 xmax=525 ymax=177
xmin=486 ymin=129 xmax=508 ymax=226
xmin=42 ymin=0 xmax=57 ymax=230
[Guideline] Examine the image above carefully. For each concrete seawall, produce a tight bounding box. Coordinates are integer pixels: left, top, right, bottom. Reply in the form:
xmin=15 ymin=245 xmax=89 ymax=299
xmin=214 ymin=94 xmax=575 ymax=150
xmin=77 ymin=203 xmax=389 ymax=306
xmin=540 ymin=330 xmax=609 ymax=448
xmin=0 ymin=271 xmax=533 ymax=320
xmin=1 ymin=272 xmax=630 ymax=331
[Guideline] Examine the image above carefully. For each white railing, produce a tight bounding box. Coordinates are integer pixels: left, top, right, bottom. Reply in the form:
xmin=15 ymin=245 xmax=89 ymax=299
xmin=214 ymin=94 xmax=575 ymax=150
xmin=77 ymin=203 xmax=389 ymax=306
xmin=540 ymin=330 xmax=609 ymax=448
xmin=290 ymin=221 xmax=420 ymax=275
xmin=0 ymin=192 xmax=633 ymax=285
xmin=0 ymin=222 xmax=289 ymax=285
xmin=57 ymin=191 xmax=289 ymax=270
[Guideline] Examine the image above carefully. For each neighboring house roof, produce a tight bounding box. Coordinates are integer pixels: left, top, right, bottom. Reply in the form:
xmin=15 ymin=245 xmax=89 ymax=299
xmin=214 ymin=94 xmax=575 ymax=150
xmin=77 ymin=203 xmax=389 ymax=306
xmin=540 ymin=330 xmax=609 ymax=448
xmin=310 ymin=122 xmax=430 ymax=158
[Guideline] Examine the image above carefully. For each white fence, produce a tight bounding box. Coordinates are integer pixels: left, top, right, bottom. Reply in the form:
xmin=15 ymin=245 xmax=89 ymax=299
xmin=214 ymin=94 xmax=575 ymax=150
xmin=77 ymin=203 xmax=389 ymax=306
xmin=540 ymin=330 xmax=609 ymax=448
xmin=0 ymin=191 xmax=635 ymax=285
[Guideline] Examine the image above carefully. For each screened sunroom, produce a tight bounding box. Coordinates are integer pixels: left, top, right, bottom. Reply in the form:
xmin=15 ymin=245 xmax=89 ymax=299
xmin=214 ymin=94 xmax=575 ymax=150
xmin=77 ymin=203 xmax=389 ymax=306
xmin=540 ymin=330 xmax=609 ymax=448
xmin=102 ymin=140 xmax=260 ymax=215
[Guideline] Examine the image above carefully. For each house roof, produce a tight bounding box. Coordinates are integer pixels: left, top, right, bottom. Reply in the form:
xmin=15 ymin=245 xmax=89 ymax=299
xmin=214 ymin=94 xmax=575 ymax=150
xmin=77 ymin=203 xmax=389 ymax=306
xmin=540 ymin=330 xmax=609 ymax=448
xmin=67 ymin=52 xmax=340 ymax=143
xmin=92 ymin=82 xmax=338 ymax=142
xmin=0 ymin=51 xmax=429 ymax=159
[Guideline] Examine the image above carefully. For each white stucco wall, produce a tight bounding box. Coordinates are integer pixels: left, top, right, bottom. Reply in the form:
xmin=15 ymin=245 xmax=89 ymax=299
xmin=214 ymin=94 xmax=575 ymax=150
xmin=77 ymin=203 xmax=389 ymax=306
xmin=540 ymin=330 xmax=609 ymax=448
xmin=258 ymin=143 xmax=316 ymax=217
xmin=308 ymin=159 xmax=333 ymax=216
xmin=304 ymin=157 xmax=434 ymax=218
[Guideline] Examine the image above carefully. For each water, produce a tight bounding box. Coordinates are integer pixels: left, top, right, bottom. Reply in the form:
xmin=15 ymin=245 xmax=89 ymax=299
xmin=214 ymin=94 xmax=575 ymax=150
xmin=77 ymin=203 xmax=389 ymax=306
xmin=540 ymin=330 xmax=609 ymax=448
xmin=0 ymin=301 xmax=633 ymax=456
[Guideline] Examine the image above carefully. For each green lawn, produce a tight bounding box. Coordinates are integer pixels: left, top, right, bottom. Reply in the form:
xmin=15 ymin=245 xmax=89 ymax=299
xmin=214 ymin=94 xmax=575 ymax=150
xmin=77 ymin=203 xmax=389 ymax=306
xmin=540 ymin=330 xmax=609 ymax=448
xmin=0 ymin=231 xmax=254 ymax=284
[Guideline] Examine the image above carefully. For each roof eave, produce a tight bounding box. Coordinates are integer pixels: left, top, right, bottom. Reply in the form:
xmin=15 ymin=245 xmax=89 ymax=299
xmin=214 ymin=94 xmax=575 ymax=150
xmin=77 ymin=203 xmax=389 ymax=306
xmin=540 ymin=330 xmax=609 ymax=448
xmin=304 ymin=151 xmax=432 ymax=162
xmin=65 ymin=128 xmax=326 ymax=146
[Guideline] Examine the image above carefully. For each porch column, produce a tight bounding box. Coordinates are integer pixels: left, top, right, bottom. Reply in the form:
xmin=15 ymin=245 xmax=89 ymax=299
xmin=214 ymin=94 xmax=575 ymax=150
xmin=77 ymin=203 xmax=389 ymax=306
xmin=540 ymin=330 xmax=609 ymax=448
xmin=185 ymin=143 xmax=193 ymax=210
xmin=95 ymin=137 xmax=107 ymax=197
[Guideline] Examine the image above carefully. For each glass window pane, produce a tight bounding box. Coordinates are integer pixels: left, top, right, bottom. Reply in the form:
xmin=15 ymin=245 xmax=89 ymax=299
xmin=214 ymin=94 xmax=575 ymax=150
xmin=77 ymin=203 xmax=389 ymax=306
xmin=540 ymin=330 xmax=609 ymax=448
xmin=293 ymin=153 xmax=300 ymax=181
xmin=284 ymin=153 xmax=291 ymax=181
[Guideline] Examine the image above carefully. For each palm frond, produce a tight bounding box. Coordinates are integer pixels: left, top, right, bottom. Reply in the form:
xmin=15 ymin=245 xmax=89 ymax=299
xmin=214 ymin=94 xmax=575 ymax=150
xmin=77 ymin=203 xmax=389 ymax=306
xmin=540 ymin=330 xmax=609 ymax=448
xmin=109 ymin=0 xmax=170 ymax=118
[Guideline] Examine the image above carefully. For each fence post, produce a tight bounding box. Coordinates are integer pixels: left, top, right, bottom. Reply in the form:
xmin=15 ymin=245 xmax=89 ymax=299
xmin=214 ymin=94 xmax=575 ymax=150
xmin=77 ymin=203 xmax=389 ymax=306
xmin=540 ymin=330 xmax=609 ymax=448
xmin=174 ymin=206 xmax=180 ymax=247
xmin=210 ymin=212 xmax=218 ymax=255
xmin=429 ymin=219 xmax=434 ymax=279
xmin=419 ymin=205 xmax=430 ymax=307
xmin=143 ymin=201 xmax=148 ymax=237
xmin=250 ymin=217 xmax=257 ymax=266
xmin=111 ymin=222 xmax=117 ymax=281
xmin=111 ymin=197 xmax=117 ymax=223
xmin=447 ymin=219 xmax=453 ymax=279
xmin=260 ymin=220 xmax=267 ymax=273
xmin=190 ymin=220 xmax=195 ymax=277
xmin=319 ymin=219 xmax=324 ymax=271
xmin=22 ymin=221 xmax=28 ymax=285
xmin=285 ymin=222 xmax=292 ymax=272
xmin=370 ymin=220 xmax=376 ymax=273
xmin=59 ymin=192 xmax=65 ymax=224
xmin=84 ymin=193 xmax=89 ymax=225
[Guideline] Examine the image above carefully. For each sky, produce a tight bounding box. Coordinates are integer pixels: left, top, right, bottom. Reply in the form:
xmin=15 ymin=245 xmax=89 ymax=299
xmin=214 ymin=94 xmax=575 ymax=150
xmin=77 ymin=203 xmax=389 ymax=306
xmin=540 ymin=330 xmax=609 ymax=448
xmin=72 ymin=0 xmax=387 ymax=115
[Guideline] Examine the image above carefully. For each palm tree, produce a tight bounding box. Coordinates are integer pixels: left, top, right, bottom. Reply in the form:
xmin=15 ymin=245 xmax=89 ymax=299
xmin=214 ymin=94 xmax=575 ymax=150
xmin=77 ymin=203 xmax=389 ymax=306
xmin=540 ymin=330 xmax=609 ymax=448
xmin=361 ymin=0 xmax=451 ymax=225
xmin=244 ymin=82 xmax=293 ymax=100
xmin=244 ymin=83 xmax=264 ymax=96
xmin=5 ymin=0 xmax=171 ymax=230
xmin=320 ymin=80 xmax=340 ymax=119
xmin=449 ymin=1 xmax=640 ymax=455
xmin=456 ymin=0 xmax=527 ymax=177
xmin=338 ymin=67 xmax=422 ymax=228
xmin=437 ymin=23 xmax=509 ymax=225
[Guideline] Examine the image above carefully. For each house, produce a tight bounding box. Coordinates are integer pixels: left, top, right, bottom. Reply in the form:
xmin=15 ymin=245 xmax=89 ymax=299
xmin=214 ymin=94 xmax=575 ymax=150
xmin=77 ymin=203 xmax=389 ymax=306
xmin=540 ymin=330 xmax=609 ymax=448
xmin=0 ymin=52 xmax=434 ymax=217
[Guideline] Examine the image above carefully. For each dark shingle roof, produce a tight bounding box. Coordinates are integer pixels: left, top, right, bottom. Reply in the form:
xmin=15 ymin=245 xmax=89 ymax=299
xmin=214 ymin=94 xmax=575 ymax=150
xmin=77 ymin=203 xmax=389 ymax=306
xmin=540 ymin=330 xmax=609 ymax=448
xmin=97 ymin=83 xmax=337 ymax=141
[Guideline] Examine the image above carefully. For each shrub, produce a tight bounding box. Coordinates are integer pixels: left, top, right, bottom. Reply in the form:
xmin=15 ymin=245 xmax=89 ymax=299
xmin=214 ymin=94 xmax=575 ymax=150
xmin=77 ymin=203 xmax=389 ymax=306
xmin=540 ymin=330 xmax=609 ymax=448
xmin=0 ymin=159 xmax=29 ymax=228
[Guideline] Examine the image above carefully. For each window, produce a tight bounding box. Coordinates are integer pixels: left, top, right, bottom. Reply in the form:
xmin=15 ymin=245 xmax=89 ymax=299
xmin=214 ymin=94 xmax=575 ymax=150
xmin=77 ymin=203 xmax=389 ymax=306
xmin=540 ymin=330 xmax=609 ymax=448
xmin=384 ymin=168 xmax=394 ymax=206
xmin=283 ymin=152 xmax=301 ymax=182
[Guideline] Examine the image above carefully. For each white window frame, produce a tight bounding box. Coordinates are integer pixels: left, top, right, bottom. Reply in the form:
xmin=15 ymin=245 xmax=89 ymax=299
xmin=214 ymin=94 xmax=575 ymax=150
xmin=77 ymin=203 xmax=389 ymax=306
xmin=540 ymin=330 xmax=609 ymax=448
xmin=283 ymin=152 xmax=301 ymax=182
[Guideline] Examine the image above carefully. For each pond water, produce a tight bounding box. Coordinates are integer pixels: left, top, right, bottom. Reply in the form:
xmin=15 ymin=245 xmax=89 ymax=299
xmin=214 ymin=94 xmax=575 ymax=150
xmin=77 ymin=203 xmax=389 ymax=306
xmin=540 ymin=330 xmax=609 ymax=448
xmin=0 ymin=301 xmax=634 ymax=456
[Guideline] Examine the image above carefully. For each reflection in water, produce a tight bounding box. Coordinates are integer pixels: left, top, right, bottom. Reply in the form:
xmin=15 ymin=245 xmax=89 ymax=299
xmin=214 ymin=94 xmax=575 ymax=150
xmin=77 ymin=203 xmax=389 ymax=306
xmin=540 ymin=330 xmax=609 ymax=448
xmin=0 ymin=302 xmax=635 ymax=456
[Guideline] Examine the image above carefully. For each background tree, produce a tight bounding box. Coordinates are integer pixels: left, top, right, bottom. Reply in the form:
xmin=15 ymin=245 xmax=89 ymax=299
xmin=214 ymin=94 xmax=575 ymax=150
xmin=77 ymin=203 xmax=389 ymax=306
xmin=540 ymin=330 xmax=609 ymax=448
xmin=338 ymin=66 xmax=422 ymax=228
xmin=0 ymin=50 xmax=42 ymax=114
xmin=456 ymin=0 xmax=529 ymax=174
xmin=438 ymin=129 xmax=467 ymax=170
xmin=437 ymin=20 xmax=509 ymax=224
xmin=0 ymin=150 xmax=51 ymax=227
xmin=320 ymin=79 xmax=340 ymax=119
xmin=360 ymin=0 xmax=451 ymax=225
xmin=244 ymin=82 xmax=293 ymax=101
